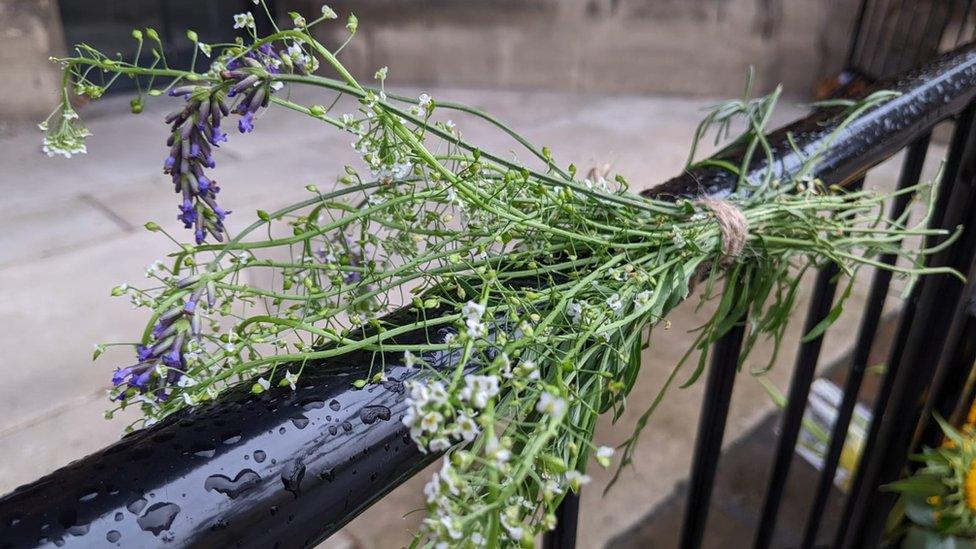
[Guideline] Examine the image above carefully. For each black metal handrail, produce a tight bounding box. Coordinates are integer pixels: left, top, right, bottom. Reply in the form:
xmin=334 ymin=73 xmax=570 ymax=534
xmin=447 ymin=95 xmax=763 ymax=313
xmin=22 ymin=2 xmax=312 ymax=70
xmin=3 ymin=42 xmax=976 ymax=549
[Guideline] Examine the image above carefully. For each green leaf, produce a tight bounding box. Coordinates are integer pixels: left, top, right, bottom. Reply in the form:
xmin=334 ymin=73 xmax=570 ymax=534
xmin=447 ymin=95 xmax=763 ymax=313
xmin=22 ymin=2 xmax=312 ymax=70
xmin=801 ymin=274 xmax=854 ymax=342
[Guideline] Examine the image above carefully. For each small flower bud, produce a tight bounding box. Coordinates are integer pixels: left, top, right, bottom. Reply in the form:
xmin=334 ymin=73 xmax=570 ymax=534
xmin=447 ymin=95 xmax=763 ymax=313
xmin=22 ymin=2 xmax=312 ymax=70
xmin=130 ymin=98 xmax=143 ymax=114
xmin=144 ymin=221 xmax=160 ymax=232
xmin=131 ymin=29 xmax=143 ymax=41
xmin=186 ymin=29 xmax=198 ymax=42
xmin=145 ymin=28 xmax=160 ymax=41
xmin=305 ymin=184 xmax=318 ymax=193
xmin=352 ymin=379 xmax=366 ymax=389
xmin=346 ymin=13 xmax=358 ymax=33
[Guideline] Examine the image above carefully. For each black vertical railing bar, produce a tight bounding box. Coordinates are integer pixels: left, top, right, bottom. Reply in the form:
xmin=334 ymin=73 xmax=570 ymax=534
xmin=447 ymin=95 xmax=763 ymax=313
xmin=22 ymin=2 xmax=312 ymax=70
xmin=840 ymin=104 xmax=976 ymax=548
xmin=834 ymin=104 xmax=976 ymax=548
xmin=751 ymin=261 xmax=844 ymax=549
xmin=917 ymin=265 xmax=976 ymax=450
xmin=900 ymin=0 xmax=953 ymax=75
xmin=867 ymin=0 xmax=912 ymax=78
xmin=956 ymin=0 xmax=976 ymax=47
xmin=854 ymin=0 xmax=888 ymax=76
xmin=542 ymin=492 xmax=579 ymax=549
xmin=882 ymin=0 xmax=924 ymax=77
xmin=677 ymin=319 xmax=748 ymax=549
xmin=846 ymin=0 xmax=875 ymax=68
xmin=798 ymin=133 xmax=932 ymax=549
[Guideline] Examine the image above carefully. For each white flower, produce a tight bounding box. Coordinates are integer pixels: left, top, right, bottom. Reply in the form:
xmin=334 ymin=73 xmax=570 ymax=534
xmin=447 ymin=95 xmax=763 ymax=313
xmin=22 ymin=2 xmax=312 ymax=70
xmin=565 ymin=470 xmax=591 ymax=491
xmin=418 ymin=93 xmax=432 ymax=109
xmin=606 ymin=293 xmax=623 ymax=314
xmin=257 ymin=377 xmax=271 ymax=391
xmin=407 ymin=380 xmax=430 ymax=406
xmin=423 ymin=473 xmax=441 ymax=503
xmin=444 ymin=120 xmax=457 ymax=133
xmin=42 ymin=132 xmax=89 ymax=158
xmin=672 ymin=226 xmax=687 ymax=248
xmin=471 ymin=532 xmax=486 ymax=546
xmin=466 ymin=318 xmax=486 ymax=340
xmin=270 ymin=81 xmax=284 ymax=91
xmin=404 ymin=350 xmax=417 ymax=368
xmin=439 ymin=516 xmax=463 ymax=540
xmin=596 ymin=445 xmax=615 ymax=467
xmin=514 ymin=359 xmax=540 ymax=381
xmin=197 ymin=42 xmax=212 ymax=57
xmin=321 ymin=5 xmax=338 ymax=18
xmin=420 ymin=411 xmax=444 ymax=433
xmin=462 ymin=301 xmax=485 ymax=320
xmin=635 ymin=290 xmax=654 ymax=307
xmin=486 ymin=436 xmax=510 ymax=466
xmin=536 ymin=391 xmax=567 ymax=418
xmin=497 ymin=353 xmax=513 ymax=378
xmin=460 ymin=374 xmax=499 ymax=409
xmin=428 ymin=381 xmax=449 ymax=405
xmin=501 ymin=516 xmax=523 ymax=541
xmin=452 ymin=413 xmax=480 ymax=442
xmin=233 ymin=12 xmax=255 ymax=29
xmin=429 ymin=437 xmax=451 ymax=452
xmin=566 ymin=300 xmax=583 ymax=324
xmin=283 ymin=370 xmax=299 ymax=390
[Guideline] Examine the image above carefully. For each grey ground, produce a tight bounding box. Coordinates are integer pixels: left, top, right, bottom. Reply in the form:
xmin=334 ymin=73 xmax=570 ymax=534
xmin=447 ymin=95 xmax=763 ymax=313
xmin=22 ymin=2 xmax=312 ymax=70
xmin=0 ymin=87 xmax=944 ymax=547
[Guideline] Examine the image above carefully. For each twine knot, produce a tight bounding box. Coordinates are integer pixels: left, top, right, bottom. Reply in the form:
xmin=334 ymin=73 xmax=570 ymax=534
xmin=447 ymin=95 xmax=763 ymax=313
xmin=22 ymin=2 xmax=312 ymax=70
xmin=694 ymin=199 xmax=749 ymax=258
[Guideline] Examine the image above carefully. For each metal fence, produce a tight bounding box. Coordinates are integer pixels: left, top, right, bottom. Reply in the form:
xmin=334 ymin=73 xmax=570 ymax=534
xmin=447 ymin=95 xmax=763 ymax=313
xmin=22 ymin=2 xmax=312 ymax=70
xmin=4 ymin=33 xmax=976 ymax=549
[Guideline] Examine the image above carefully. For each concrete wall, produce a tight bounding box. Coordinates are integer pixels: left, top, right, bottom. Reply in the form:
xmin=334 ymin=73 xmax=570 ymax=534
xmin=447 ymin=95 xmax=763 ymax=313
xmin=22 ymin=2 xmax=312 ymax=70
xmin=0 ymin=0 xmax=65 ymax=123
xmin=0 ymin=0 xmax=861 ymax=122
xmin=299 ymin=0 xmax=861 ymax=97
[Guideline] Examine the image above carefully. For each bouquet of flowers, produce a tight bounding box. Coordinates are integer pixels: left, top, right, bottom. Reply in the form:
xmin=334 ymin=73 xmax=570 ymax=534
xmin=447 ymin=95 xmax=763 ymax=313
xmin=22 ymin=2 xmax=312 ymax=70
xmin=42 ymin=3 xmax=960 ymax=545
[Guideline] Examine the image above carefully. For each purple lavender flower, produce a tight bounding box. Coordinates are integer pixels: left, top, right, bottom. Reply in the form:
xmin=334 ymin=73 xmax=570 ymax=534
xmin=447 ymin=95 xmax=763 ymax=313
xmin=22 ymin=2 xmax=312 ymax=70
xmin=160 ymin=43 xmax=283 ymax=244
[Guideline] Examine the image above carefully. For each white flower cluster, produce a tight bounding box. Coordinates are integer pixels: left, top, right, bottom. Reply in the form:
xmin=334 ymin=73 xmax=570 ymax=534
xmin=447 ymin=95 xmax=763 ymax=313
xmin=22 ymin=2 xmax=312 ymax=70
xmin=461 ymin=300 xmax=487 ymax=340
xmin=39 ymin=110 xmax=91 ymax=158
xmin=233 ymin=12 xmax=256 ymax=30
xmin=402 ymin=372 xmax=499 ymax=453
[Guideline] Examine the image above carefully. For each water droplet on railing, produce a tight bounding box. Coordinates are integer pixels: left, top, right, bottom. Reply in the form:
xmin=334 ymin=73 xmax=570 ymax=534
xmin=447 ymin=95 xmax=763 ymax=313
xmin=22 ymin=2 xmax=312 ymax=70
xmin=137 ymin=502 xmax=180 ymax=536
xmin=360 ymin=405 xmax=391 ymax=425
xmin=67 ymin=524 xmax=90 ymax=536
xmin=78 ymin=491 xmax=98 ymax=502
xmin=291 ymin=416 xmax=310 ymax=429
xmin=204 ymin=469 xmax=261 ymax=499
xmin=328 ymin=399 xmax=341 ymax=411
xmin=253 ymin=450 xmax=267 ymax=463
xmin=222 ymin=434 xmax=242 ymax=445
xmin=281 ymin=459 xmax=306 ymax=498
xmin=114 ymin=512 xmax=124 ymax=522
xmin=106 ymin=530 xmax=121 ymax=543
xmin=302 ymin=400 xmax=325 ymax=410
xmin=126 ymin=496 xmax=147 ymax=515
xmin=341 ymin=421 xmax=352 ymax=432
xmin=278 ymin=427 xmax=286 ymax=435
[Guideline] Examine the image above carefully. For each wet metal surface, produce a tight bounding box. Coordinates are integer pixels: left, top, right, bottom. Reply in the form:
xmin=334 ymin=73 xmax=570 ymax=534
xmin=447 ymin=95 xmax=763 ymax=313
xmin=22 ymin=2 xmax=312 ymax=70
xmin=646 ymin=42 xmax=976 ymax=199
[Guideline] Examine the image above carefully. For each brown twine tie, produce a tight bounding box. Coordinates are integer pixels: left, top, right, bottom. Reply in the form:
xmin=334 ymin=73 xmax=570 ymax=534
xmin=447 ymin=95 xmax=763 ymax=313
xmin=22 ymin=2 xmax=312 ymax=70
xmin=694 ymin=199 xmax=749 ymax=259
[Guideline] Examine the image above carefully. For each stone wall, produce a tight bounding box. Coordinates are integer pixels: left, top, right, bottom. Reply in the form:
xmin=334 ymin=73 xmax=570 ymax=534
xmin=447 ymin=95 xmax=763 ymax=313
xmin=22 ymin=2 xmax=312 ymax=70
xmin=0 ymin=0 xmax=65 ymax=122
xmin=296 ymin=0 xmax=861 ymax=97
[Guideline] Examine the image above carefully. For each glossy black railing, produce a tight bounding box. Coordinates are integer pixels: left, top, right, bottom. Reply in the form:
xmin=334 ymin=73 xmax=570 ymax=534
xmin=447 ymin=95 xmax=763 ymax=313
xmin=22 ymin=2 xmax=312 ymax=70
xmin=4 ymin=42 xmax=976 ymax=549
